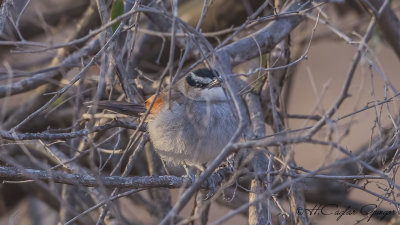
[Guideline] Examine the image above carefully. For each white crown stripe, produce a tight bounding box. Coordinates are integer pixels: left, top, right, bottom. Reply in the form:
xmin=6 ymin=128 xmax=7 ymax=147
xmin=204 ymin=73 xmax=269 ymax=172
xmin=189 ymin=72 xmax=213 ymax=84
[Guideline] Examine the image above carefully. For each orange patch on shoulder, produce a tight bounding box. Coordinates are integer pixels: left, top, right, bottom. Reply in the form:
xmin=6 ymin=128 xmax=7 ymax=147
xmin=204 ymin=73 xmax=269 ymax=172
xmin=145 ymin=93 xmax=165 ymax=115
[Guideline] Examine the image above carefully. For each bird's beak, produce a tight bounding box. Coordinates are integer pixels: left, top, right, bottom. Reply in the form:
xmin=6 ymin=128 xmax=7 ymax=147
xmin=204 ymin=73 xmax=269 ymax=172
xmin=207 ymin=77 xmax=221 ymax=89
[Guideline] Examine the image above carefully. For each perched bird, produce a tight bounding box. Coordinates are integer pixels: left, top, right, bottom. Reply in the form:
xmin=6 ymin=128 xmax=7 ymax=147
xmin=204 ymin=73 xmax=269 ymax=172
xmin=96 ymin=68 xmax=238 ymax=170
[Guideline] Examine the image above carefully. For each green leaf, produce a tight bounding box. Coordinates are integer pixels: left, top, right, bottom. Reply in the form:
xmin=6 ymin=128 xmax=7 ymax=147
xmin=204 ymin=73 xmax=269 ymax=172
xmin=261 ymin=54 xmax=267 ymax=68
xmin=49 ymin=95 xmax=67 ymax=110
xmin=111 ymin=0 xmax=124 ymax=32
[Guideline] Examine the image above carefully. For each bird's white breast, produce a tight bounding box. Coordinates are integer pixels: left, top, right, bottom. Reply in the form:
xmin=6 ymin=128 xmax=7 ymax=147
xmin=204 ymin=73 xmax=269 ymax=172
xmin=147 ymin=100 xmax=237 ymax=168
xmin=200 ymin=86 xmax=227 ymax=102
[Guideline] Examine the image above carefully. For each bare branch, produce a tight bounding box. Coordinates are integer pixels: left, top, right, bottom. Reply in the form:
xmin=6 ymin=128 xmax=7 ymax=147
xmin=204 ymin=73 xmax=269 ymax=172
xmin=0 ymin=119 xmax=144 ymax=140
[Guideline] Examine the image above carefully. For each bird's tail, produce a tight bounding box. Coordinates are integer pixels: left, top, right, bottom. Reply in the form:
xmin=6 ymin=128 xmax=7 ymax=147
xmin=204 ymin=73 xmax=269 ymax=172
xmin=85 ymin=100 xmax=146 ymax=116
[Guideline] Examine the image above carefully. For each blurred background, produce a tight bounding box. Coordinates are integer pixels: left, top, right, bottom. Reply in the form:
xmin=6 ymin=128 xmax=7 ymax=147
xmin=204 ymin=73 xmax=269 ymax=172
xmin=0 ymin=0 xmax=399 ymax=224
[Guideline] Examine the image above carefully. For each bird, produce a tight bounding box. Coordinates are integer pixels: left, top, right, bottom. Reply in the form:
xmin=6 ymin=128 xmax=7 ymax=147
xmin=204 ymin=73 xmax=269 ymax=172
xmin=95 ymin=68 xmax=238 ymax=170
